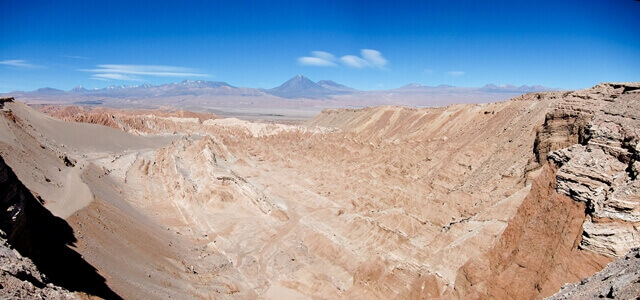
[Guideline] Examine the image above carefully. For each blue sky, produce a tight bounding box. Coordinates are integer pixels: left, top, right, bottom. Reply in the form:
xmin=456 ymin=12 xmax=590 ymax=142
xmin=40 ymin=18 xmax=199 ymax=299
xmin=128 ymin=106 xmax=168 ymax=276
xmin=1 ymin=0 xmax=639 ymax=92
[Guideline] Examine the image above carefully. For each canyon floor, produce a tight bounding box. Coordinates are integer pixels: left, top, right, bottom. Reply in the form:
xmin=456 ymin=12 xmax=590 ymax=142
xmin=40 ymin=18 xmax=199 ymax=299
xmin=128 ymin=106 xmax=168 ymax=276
xmin=1 ymin=83 xmax=639 ymax=299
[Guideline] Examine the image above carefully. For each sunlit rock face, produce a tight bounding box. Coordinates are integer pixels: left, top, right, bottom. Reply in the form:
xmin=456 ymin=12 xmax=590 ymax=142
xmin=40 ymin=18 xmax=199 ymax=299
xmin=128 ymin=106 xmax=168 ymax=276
xmin=548 ymin=83 xmax=640 ymax=257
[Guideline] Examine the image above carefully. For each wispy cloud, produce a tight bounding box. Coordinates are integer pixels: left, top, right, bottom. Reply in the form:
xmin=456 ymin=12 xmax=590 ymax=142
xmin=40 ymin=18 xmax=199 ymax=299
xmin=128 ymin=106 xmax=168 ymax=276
xmin=80 ymin=64 xmax=208 ymax=81
xmin=311 ymin=51 xmax=336 ymax=61
xmin=298 ymin=57 xmax=337 ymax=67
xmin=447 ymin=71 xmax=465 ymax=76
xmin=61 ymin=55 xmax=89 ymax=60
xmin=423 ymin=69 xmax=433 ymax=74
xmin=340 ymin=49 xmax=388 ymax=69
xmin=298 ymin=49 xmax=389 ymax=69
xmin=92 ymin=73 xmax=142 ymax=81
xmin=360 ymin=49 xmax=387 ymax=68
xmin=339 ymin=55 xmax=370 ymax=68
xmin=0 ymin=59 xmax=42 ymax=69
xmin=298 ymin=51 xmax=338 ymax=67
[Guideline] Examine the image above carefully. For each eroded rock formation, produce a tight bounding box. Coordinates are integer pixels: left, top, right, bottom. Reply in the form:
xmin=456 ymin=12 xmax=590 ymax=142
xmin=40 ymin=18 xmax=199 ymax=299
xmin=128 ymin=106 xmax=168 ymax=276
xmin=455 ymin=83 xmax=640 ymax=298
xmin=548 ymin=83 xmax=640 ymax=257
xmin=0 ymin=84 xmax=637 ymax=298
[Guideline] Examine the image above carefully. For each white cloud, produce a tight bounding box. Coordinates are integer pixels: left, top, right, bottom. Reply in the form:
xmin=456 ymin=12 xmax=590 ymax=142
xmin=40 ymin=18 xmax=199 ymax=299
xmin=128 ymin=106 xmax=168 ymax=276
xmin=0 ymin=59 xmax=42 ymax=69
xmin=298 ymin=49 xmax=389 ymax=69
xmin=447 ymin=71 xmax=465 ymax=76
xmin=298 ymin=51 xmax=338 ymax=67
xmin=311 ymin=51 xmax=336 ymax=61
xmin=360 ymin=49 xmax=387 ymax=68
xmin=423 ymin=69 xmax=434 ymax=74
xmin=340 ymin=49 xmax=388 ymax=69
xmin=298 ymin=57 xmax=337 ymax=67
xmin=92 ymin=73 xmax=142 ymax=81
xmin=340 ymin=55 xmax=370 ymax=68
xmin=82 ymin=64 xmax=208 ymax=77
xmin=80 ymin=64 xmax=208 ymax=81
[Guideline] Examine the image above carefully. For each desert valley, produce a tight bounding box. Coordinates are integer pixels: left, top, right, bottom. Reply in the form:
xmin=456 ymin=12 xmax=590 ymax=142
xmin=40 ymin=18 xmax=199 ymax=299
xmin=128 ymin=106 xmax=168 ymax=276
xmin=2 ymin=1 xmax=639 ymax=299
xmin=1 ymin=82 xmax=639 ymax=299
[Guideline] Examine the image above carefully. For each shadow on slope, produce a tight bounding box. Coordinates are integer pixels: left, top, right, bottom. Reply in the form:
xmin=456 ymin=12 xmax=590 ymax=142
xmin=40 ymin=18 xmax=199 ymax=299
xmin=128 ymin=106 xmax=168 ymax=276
xmin=0 ymin=155 xmax=121 ymax=299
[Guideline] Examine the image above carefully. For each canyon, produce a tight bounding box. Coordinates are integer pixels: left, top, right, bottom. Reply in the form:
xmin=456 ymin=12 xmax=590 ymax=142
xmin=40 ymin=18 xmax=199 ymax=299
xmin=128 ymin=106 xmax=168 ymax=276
xmin=0 ymin=82 xmax=638 ymax=299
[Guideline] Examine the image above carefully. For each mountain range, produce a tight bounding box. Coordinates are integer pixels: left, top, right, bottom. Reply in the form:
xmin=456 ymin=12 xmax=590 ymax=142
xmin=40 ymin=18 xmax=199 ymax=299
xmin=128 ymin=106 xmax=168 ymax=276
xmin=5 ymin=75 xmax=555 ymax=100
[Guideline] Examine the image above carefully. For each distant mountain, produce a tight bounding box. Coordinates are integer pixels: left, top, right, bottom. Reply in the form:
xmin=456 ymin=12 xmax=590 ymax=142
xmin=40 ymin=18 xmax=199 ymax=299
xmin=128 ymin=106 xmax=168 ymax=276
xmin=28 ymin=80 xmax=265 ymax=98
xmin=33 ymin=87 xmax=66 ymax=95
xmin=148 ymin=80 xmax=243 ymax=97
xmin=264 ymin=75 xmax=357 ymax=98
xmin=177 ymin=79 xmax=233 ymax=89
xmin=393 ymin=83 xmax=554 ymax=94
xmin=1 ymin=76 xmax=556 ymax=103
xmin=70 ymin=85 xmax=87 ymax=92
xmin=480 ymin=84 xmax=551 ymax=93
xmin=393 ymin=83 xmax=459 ymax=92
xmin=265 ymin=75 xmax=331 ymax=99
xmin=317 ymin=80 xmax=357 ymax=93
xmin=399 ymin=83 xmax=424 ymax=89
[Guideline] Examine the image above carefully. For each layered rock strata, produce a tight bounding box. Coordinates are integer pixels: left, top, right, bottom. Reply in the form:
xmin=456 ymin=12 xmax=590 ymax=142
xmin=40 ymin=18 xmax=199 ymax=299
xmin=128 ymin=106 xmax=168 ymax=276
xmin=548 ymin=83 xmax=640 ymax=257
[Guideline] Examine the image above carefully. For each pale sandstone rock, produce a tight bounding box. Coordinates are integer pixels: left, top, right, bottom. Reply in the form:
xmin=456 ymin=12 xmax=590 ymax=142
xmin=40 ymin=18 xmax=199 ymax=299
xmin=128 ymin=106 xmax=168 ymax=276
xmin=580 ymin=218 xmax=640 ymax=257
xmin=548 ymin=83 xmax=640 ymax=257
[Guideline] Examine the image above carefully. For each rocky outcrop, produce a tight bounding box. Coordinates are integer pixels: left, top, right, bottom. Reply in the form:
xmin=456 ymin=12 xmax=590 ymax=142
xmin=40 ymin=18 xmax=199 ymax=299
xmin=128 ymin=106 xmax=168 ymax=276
xmin=546 ymin=247 xmax=640 ymax=299
xmin=38 ymin=105 xmax=219 ymax=134
xmin=548 ymin=83 xmax=640 ymax=257
xmin=455 ymin=83 xmax=640 ymax=298
xmin=0 ymin=97 xmax=14 ymax=109
xmin=454 ymin=165 xmax=611 ymax=299
xmin=532 ymin=93 xmax=589 ymax=164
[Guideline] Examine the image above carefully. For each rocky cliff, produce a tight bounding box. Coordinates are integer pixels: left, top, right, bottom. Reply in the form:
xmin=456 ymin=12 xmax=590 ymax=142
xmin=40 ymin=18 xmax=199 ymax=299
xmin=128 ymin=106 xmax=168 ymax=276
xmin=455 ymin=83 xmax=640 ymax=298
xmin=549 ymin=83 xmax=640 ymax=257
